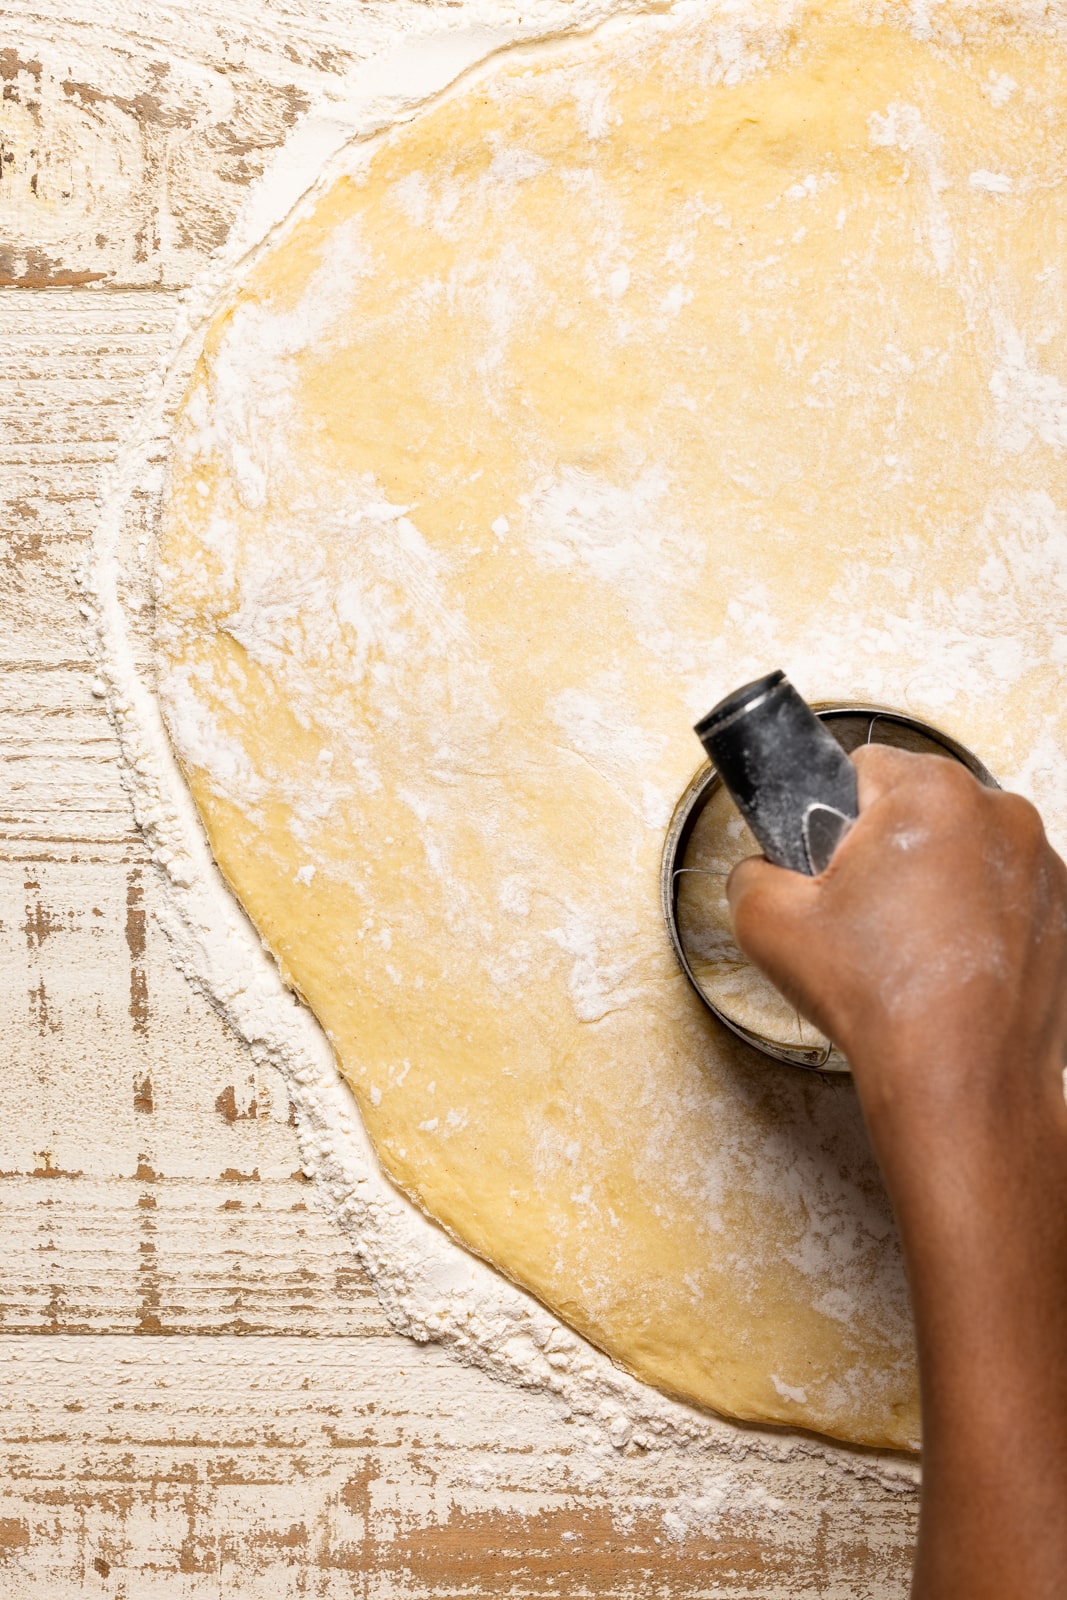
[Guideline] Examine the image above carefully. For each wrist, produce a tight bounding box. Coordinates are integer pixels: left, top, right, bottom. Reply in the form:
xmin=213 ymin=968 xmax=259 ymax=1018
xmin=846 ymin=1039 xmax=1067 ymax=1230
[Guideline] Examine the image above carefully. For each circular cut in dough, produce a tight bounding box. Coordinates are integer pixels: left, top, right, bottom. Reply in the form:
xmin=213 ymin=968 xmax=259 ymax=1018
xmin=157 ymin=1 xmax=1067 ymax=1450
xmin=674 ymin=710 xmax=997 ymax=1066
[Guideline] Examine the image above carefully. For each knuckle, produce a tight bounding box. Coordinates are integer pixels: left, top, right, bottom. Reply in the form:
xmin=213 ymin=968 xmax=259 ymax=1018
xmin=927 ymin=753 xmax=976 ymax=796
xmin=727 ymin=868 xmax=783 ymax=955
xmin=996 ymin=790 xmax=1046 ymax=849
xmin=727 ymin=875 xmax=765 ymax=942
xmin=910 ymin=753 xmax=983 ymax=819
xmin=1002 ymin=788 xmax=1041 ymax=826
xmin=852 ymin=742 xmax=910 ymax=779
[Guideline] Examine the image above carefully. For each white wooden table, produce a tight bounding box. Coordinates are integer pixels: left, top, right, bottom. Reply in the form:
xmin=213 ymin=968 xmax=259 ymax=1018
xmin=0 ymin=5 xmax=918 ymax=1591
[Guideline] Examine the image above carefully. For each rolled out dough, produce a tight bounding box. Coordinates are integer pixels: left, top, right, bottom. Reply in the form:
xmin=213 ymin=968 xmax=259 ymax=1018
xmin=157 ymin=0 xmax=1067 ymax=1449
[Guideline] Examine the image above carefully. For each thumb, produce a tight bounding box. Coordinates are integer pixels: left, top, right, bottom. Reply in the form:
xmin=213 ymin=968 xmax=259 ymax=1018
xmin=726 ymin=854 xmax=819 ymax=980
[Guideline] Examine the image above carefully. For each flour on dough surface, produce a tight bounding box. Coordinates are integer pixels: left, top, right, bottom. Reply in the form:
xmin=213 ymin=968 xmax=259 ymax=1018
xmin=157 ymin=0 xmax=1067 ymax=1450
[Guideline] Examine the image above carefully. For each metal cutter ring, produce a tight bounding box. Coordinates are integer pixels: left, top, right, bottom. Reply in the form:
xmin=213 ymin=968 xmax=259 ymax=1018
xmin=661 ymin=703 xmax=998 ymax=1072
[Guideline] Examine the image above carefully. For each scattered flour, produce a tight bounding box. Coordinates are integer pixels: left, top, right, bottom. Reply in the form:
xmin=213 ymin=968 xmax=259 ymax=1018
xmin=81 ymin=0 xmax=1067 ymax=1515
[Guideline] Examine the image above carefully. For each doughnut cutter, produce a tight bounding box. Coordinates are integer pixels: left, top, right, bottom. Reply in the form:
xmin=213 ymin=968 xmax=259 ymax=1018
xmin=662 ymin=674 xmax=997 ymax=1072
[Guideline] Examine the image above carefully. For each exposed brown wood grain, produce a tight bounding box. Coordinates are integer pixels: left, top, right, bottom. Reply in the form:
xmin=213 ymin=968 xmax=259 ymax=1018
xmin=0 ymin=8 xmax=919 ymax=1593
xmin=0 ymin=13 xmax=341 ymax=287
xmin=0 ymin=1337 xmax=916 ymax=1598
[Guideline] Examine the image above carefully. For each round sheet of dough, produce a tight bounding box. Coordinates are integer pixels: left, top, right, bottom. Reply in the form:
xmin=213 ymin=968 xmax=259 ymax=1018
xmin=157 ymin=0 xmax=1067 ymax=1450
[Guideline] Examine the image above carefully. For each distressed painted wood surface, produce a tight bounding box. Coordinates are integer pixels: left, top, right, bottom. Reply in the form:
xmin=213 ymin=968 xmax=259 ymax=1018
xmin=0 ymin=5 xmax=919 ymax=1593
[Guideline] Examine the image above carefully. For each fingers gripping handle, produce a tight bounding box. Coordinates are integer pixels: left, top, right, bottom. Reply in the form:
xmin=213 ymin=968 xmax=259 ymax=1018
xmin=694 ymin=671 xmax=858 ymax=876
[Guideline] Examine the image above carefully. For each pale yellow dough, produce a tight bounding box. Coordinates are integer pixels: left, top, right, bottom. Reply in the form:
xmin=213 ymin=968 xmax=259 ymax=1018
xmin=157 ymin=1 xmax=1067 ymax=1450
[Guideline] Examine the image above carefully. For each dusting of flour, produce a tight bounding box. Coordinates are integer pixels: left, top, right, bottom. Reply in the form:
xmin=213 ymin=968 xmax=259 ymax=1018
xmin=85 ymin=0 xmax=1067 ymax=1508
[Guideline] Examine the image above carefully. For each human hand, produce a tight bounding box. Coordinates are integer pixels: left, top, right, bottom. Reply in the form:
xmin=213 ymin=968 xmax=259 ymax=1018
xmin=726 ymin=745 xmax=1067 ymax=1194
xmin=727 ymin=743 xmax=1067 ymax=1600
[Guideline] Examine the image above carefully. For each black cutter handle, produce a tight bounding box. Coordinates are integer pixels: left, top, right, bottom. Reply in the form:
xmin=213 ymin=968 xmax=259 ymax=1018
xmin=694 ymin=670 xmax=858 ymax=876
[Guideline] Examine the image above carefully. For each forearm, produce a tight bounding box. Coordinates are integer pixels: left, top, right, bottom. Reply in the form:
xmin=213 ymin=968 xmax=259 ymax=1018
xmin=859 ymin=1052 xmax=1067 ymax=1600
xmin=728 ymin=748 xmax=1067 ymax=1595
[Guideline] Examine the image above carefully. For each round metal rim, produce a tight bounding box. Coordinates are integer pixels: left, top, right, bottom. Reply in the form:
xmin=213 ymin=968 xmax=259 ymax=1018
xmin=661 ymin=702 xmax=999 ymax=1072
